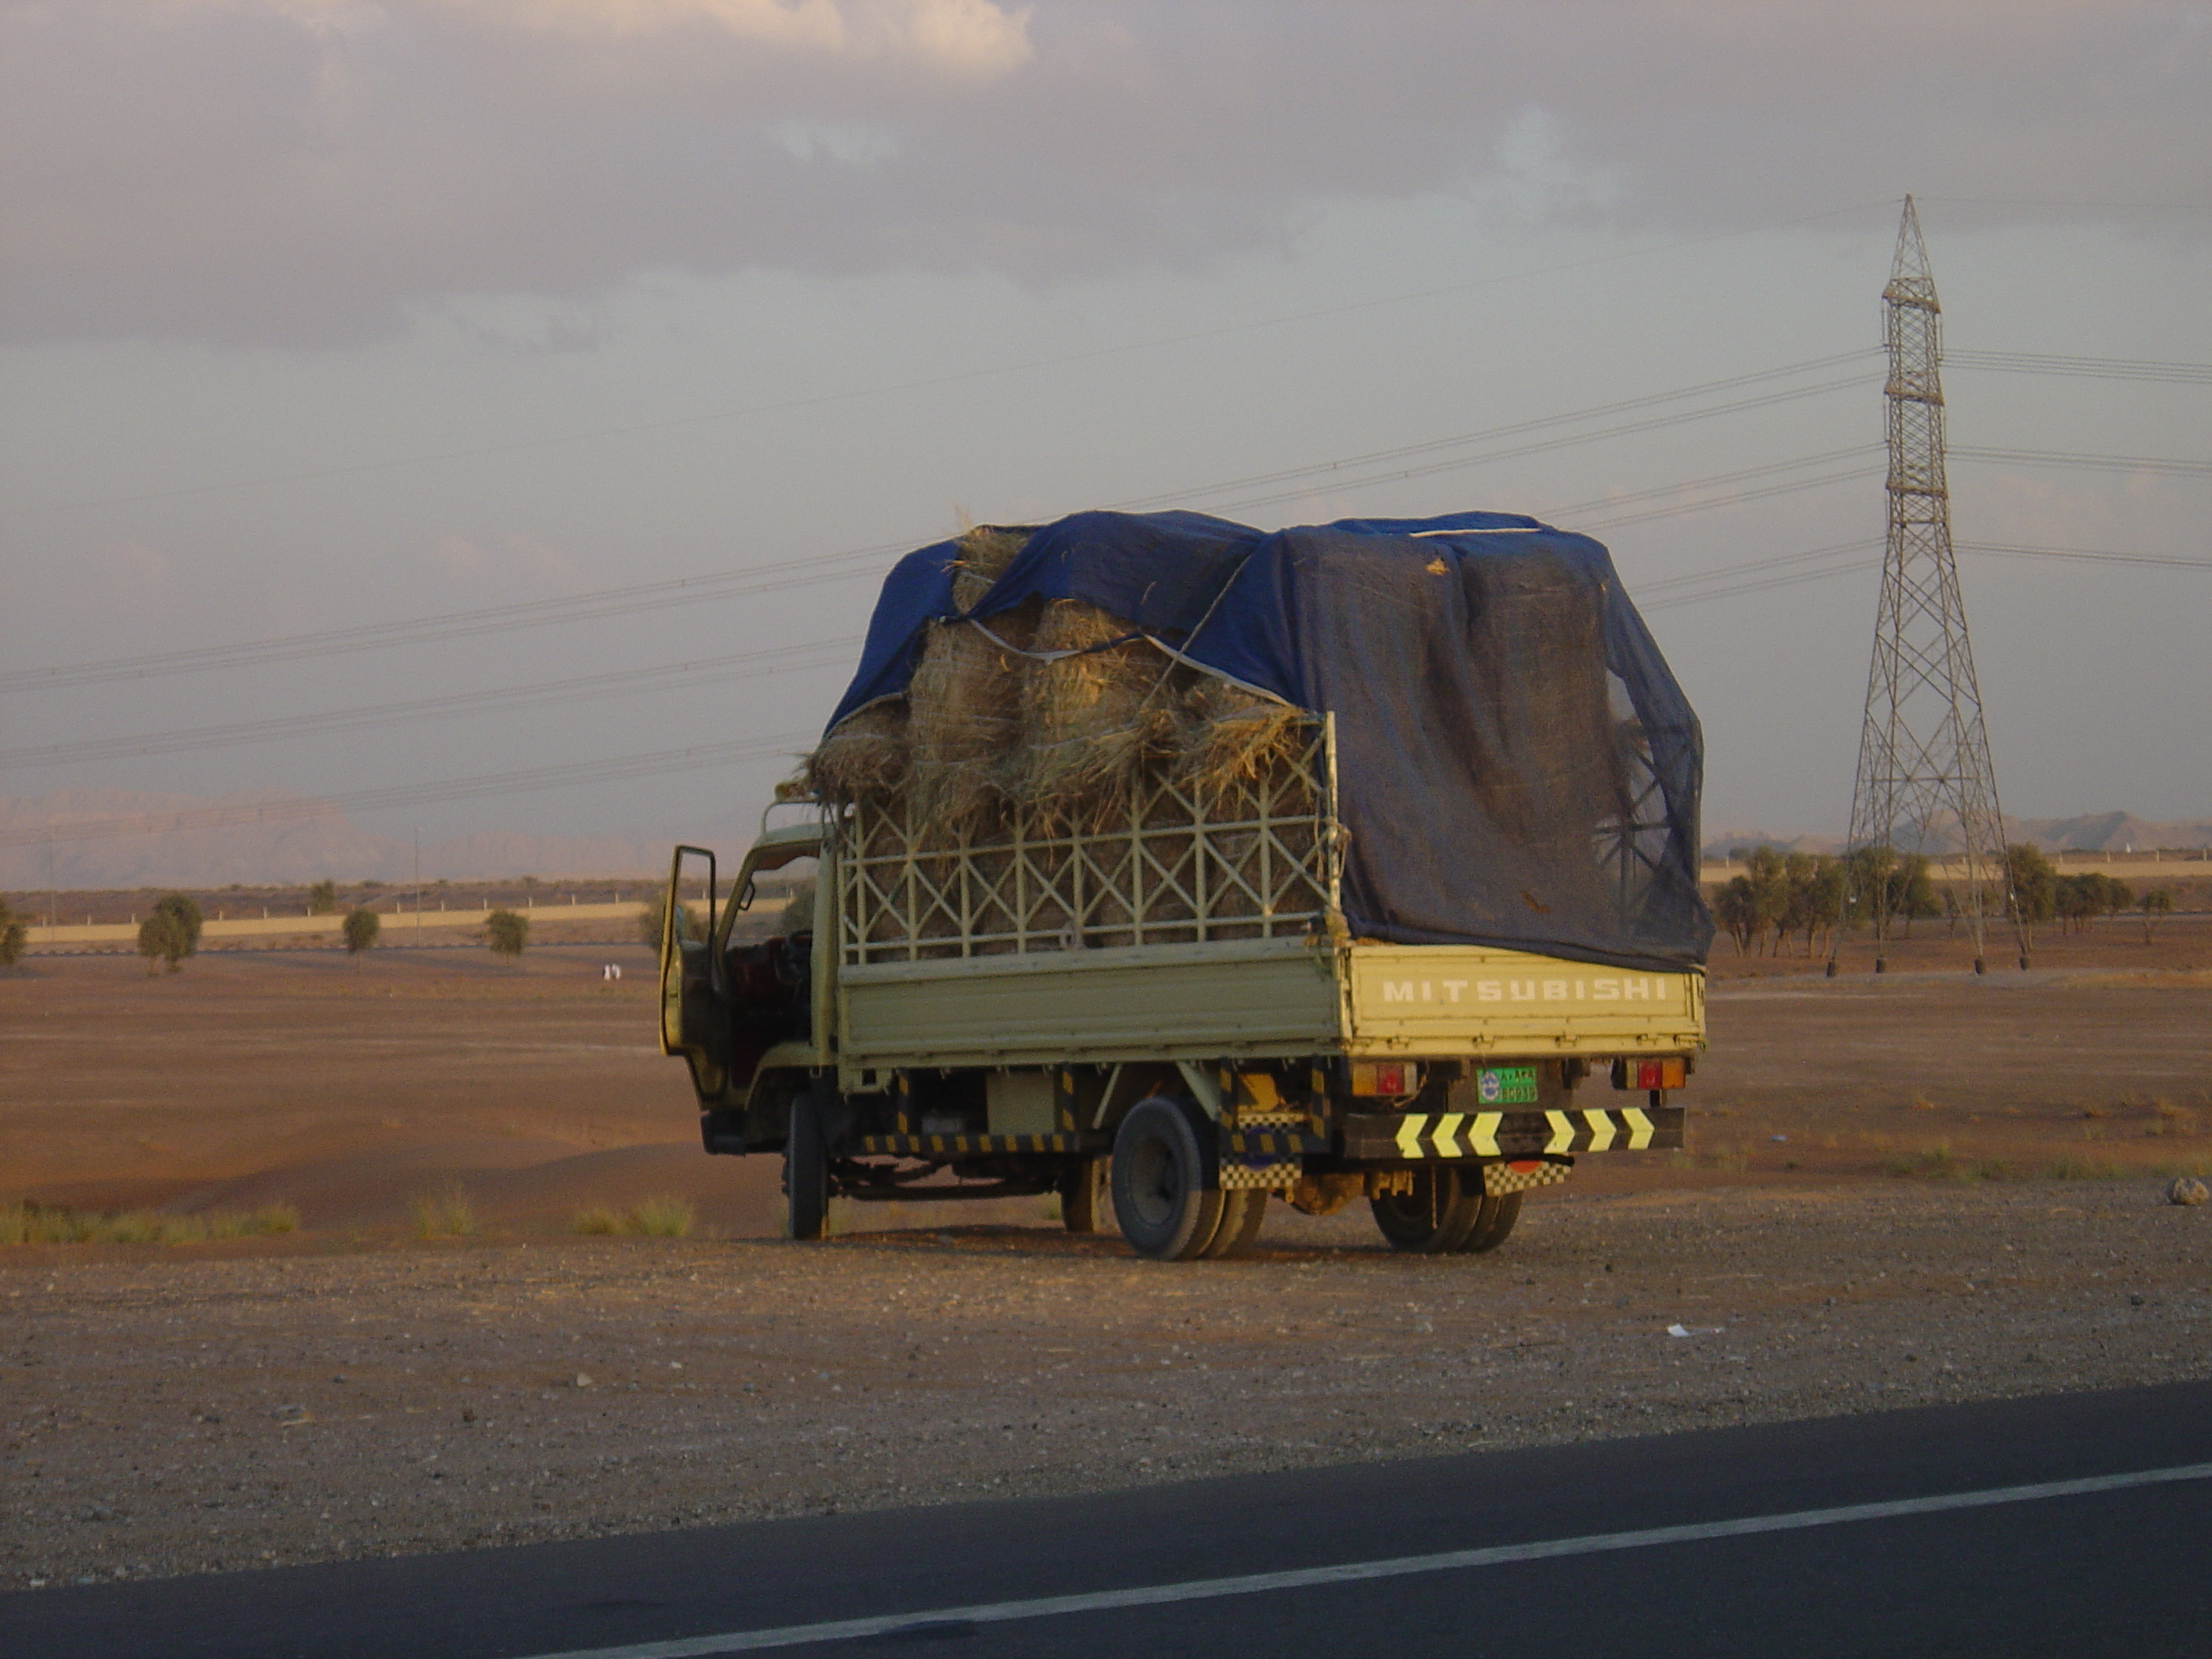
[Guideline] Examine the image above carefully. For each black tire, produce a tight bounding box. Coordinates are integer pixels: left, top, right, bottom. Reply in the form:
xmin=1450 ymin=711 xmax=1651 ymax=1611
xmin=784 ymin=1091 xmax=830 ymax=1242
xmin=1111 ymin=1097 xmax=1223 ymax=1261
xmin=1456 ymin=1190 xmax=1522 ymax=1254
xmin=1061 ymin=1156 xmax=1113 ymax=1236
xmin=1370 ymin=1167 xmax=1483 ymax=1254
xmin=1201 ymin=1188 xmax=1268 ymax=1259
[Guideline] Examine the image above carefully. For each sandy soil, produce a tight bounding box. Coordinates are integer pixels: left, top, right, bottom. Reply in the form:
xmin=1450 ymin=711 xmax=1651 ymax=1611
xmin=5 ymin=1185 xmax=2209 ymax=1591
xmin=3 ymin=940 xmax=2209 ymax=1592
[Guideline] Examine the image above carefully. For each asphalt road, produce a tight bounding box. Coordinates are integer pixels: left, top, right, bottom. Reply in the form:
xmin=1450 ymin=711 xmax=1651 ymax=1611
xmin=9 ymin=1380 xmax=2212 ymax=1659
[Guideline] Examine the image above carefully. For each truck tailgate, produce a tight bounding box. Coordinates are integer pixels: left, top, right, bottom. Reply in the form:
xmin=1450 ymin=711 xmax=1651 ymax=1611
xmin=1343 ymin=945 xmax=1703 ymax=1057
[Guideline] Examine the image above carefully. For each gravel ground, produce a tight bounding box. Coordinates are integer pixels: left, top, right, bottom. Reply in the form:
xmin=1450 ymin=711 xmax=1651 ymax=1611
xmin=6 ymin=1179 xmax=2209 ymax=1592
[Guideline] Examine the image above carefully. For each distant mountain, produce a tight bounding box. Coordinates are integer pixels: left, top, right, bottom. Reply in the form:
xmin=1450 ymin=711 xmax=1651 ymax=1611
xmin=0 ymin=788 xmax=738 ymax=888
xmin=1703 ymin=812 xmax=2212 ymax=860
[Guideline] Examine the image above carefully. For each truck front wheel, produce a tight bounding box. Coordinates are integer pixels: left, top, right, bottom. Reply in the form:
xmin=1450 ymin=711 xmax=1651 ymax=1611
xmin=1371 ymin=1167 xmax=1482 ymax=1254
xmin=784 ymin=1091 xmax=830 ymax=1242
xmin=1111 ymin=1098 xmax=1224 ymax=1261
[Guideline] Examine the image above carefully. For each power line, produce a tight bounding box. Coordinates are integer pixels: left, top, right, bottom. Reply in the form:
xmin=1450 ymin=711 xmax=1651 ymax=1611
xmin=1188 ymin=375 xmax=1875 ymax=518
xmin=1563 ymin=465 xmax=1882 ymax=533
xmin=1108 ymin=353 xmax=1877 ymax=510
xmin=0 ymin=544 xmax=900 ymax=695
xmin=1948 ymin=349 xmax=2212 ymax=386
xmin=18 ymin=201 xmax=1901 ymax=520
xmin=1950 ymin=446 xmax=2212 ymax=478
xmin=0 ymin=637 xmax=859 ymax=771
xmin=1956 ymin=542 xmax=2212 ymax=572
xmin=0 ymin=733 xmax=816 ymax=849
xmin=0 ymin=356 xmax=1882 ymax=695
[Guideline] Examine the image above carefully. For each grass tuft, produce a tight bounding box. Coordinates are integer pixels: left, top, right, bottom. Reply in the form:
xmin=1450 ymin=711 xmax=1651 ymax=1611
xmin=628 ymin=1196 xmax=695 ymax=1238
xmin=570 ymin=1196 xmax=696 ymax=1238
xmin=2046 ymin=1155 xmax=2125 ymax=1180
xmin=410 ymin=1185 xmax=478 ymax=1240
xmin=2 ymin=1199 xmax=302 ymax=1246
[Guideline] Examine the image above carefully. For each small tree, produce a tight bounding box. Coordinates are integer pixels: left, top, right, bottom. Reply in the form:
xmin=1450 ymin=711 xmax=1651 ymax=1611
xmin=0 ymin=895 xmax=27 ymax=968
xmin=343 ymin=906 xmax=381 ymax=961
xmin=307 ymin=880 xmax=339 ymax=915
xmin=137 ymin=911 xmax=189 ymax=974
xmin=154 ymin=892 xmax=203 ymax=957
xmin=778 ymin=880 xmax=818 ymax=934
xmin=1896 ymin=855 xmax=1941 ymax=936
xmin=485 ymin=908 xmax=529 ymax=962
xmin=2141 ymin=888 xmax=2174 ymax=944
xmin=1712 ymin=876 xmax=1757 ymax=955
xmin=638 ymin=891 xmax=704 ymax=948
xmin=2004 ymin=844 xmax=2057 ymax=947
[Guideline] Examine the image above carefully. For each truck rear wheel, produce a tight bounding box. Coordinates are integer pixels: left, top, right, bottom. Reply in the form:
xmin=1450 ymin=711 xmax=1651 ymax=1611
xmin=1456 ymin=1190 xmax=1522 ymax=1254
xmin=1200 ymin=1189 xmax=1267 ymax=1259
xmin=1371 ymin=1167 xmax=1482 ymax=1254
xmin=1111 ymin=1097 xmax=1224 ymax=1261
xmin=784 ymin=1091 xmax=830 ymax=1242
xmin=1061 ymin=1156 xmax=1112 ymax=1235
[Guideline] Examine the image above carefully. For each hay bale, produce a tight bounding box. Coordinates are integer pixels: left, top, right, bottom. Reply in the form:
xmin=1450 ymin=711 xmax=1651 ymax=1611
xmin=901 ymin=527 xmax=1039 ymax=835
xmin=1020 ymin=600 xmax=1179 ymax=818
xmin=803 ymin=699 xmax=909 ymax=804
xmin=907 ymin=616 xmax=1031 ymax=830
xmin=1179 ymin=678 xmax=1306 ymax=797
xmin=949 ymin=524 xmax=1033 ymax=613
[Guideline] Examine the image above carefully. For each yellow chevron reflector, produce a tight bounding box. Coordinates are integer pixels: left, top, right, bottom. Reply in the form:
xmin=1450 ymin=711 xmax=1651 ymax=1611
xmin=1544 ymin=1110 xmax=1575 ymax=1155
xmin=1395 ymin=1115 xmax=1427 ymax=1157
xmin=1433 ymin=1112 xmax=1464 ymax=1154
xmin=1470 ymin=1112 xmax=1502 ymax=1156
xmin=1582 ymin=1109 xmax=1616 ymax=1152
xmin=1621 ymin=1106 xmax=1655 ymax=1150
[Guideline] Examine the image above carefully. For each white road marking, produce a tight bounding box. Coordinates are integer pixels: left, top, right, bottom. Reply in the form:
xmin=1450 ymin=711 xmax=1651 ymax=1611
xmin=509 ymin=1460 xmax=2212 ymax=1657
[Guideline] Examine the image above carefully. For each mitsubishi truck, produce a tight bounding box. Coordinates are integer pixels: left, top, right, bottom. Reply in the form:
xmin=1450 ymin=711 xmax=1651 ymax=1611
xmin=659 ymin=508 xmax=1711 ymax=1260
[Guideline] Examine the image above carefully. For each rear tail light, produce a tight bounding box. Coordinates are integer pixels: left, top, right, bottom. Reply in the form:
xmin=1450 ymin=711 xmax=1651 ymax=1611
xmin=1612 ymin=1057 xmax=1687 ymax=1091
xmin=1350 ymin=1061 xmax=1421 ymax=1097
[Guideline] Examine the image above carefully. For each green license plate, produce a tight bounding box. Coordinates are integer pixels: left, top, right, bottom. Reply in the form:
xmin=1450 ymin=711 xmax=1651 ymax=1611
xmin=1474 ymin=1066 xmax=1538 ymax=1105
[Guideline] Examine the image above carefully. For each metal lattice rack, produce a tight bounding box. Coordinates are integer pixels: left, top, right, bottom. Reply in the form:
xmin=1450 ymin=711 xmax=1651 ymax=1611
xmin=839 ymin=716 xmax=1343 ymax=963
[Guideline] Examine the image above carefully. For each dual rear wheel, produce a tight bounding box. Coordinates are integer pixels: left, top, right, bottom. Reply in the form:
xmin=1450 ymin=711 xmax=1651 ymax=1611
xmin=1370 ymin=1167 xmax=1522 ymax=1254
xmin=1110 ymin=1097 xmax=1267 ymax=1261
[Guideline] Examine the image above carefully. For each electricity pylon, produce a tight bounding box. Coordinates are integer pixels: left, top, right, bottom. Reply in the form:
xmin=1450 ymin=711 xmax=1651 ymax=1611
xmin=1831 ymin=196 xmax=2025 ymax=976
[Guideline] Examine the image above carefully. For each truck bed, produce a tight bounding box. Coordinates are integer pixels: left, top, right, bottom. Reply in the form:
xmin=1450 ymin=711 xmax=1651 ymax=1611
xmin=836 ymin=934 xmax=1701 ymax=1075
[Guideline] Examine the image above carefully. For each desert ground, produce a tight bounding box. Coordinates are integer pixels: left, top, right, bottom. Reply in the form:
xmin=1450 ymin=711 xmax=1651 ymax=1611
xmin=3 ymin=925 xmax=2209 ymax=1591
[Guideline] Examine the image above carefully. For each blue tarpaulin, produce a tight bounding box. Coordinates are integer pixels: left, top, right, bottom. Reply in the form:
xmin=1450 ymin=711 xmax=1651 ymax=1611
xmin=826 ymin=509 xmax=1712 ymax=973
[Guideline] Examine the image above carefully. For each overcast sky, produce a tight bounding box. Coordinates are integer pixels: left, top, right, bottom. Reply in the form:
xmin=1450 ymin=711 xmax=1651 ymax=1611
xmin=2 ymin=0 xmax=2208 ymax=859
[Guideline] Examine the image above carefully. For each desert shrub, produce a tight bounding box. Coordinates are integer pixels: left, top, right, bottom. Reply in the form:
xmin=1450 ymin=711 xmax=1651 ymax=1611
xmin=572 ymin=1203 xmax=624 ymax=1236
xmin=485 ymin=909 xmax=529 ymax=961
xmin=410 ymin=1185 xmax=478 ymax=1238
xmin=137 ymin=911 xmax=189 ymax=974
xmin=307 ymin=880 xmax=339 ymax=915
xmin=0 ymin=895 xmax=27 ymax=966
xmin=342 ymin=907 xmax=381 ymax=957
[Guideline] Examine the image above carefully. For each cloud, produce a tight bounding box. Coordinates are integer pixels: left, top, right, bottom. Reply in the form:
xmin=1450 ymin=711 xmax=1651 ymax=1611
xmin=1 ymin=1 xmax=2203 ymax=345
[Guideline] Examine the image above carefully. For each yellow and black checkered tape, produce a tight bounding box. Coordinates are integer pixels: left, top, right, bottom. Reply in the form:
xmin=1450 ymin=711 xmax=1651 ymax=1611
xmin=1481 ymin=1159 xmax=1573 ymax=1196
xmin=853 ymin=1133 xmax=1087 ymax=1156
